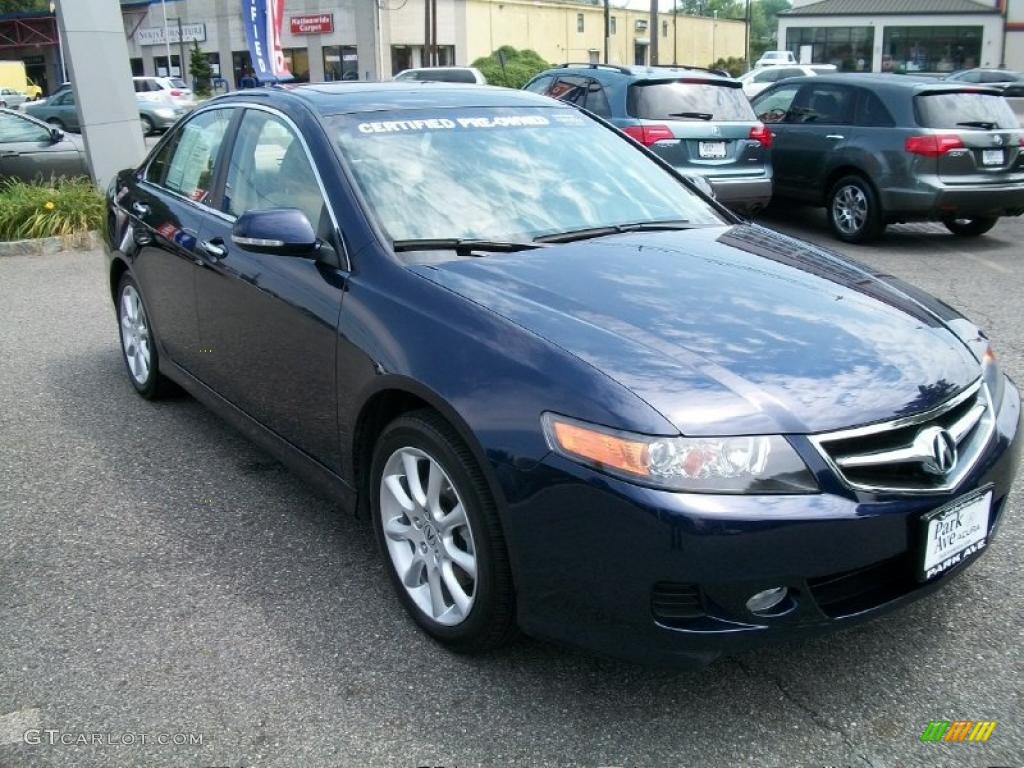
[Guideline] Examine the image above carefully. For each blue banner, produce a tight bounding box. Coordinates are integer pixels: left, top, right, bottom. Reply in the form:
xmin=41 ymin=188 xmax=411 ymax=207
xmin=241 ymin=0 xmax=292 ymax=83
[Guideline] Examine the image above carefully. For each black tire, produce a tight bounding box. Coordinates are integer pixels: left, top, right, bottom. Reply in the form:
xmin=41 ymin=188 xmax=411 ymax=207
xmin=370 ymin=409 xmax=517 ymax=653
xmin=140 ymin=115 xmax=155 ymax=136
xmin=116 ymin=274 xmax=173 ymax=400
xmin=942 ymin=216 xmax=998 ymax=237
xmin=827 ymin=174 xmax=885 ymax=244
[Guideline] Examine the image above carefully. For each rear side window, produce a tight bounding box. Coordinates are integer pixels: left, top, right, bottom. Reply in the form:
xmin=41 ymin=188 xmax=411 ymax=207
xmin=857 ymin=90 xmax=895 ymax=127
xmin=149 ymin=109 xmax=232 ymax=204
xmin=549 ymin=76 xmax=611 ymax=117
xmin=524 ymin=74 xmax=554 ymax=94
xmin=628 ymin=81 xmax=756 ymax=121
xmin=916 ymin=91 xmax=1020 ymax=129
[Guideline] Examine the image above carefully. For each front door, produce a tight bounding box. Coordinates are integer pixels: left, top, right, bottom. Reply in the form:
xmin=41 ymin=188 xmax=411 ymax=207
xmin=193 ymin=108 xmax=346 ymax=468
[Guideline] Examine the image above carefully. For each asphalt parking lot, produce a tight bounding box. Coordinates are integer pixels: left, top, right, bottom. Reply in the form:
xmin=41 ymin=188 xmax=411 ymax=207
xmin=1 ymin=210 xmax=1022 ymax=768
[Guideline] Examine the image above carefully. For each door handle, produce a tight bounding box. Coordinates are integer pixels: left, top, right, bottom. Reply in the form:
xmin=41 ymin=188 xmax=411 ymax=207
xmin=199 ymin=238 xmax=227 ymax=260
xmin=131 ymin=201 xmax=150 ymax=217
xmin=826 ymin=134 xmax=845 ymax=141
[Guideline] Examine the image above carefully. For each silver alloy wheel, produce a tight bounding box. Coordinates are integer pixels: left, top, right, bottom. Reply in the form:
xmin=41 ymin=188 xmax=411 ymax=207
xmin=379 ymin=446 xmax=477 ymax=626
xmin=119 ymin=284 xmax=151 ymax=385
xmin=832 ymin=184 xmax=868 ymax=235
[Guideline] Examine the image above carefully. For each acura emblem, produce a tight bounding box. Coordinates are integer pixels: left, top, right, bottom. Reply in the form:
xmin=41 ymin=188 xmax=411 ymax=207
xmin=917 ymin=426 xmax=957 ymax=475
xmin=993 ymin=134 xmax=1005 ymax=146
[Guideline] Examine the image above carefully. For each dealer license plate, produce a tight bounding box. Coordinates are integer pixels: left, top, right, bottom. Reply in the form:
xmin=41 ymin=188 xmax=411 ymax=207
xmin=982 ymin=149 xmax=1004 ymax=166
xmin=698 ymin=141 xmax=727 ymax=159
xmin=920 ymin=488 xmax=991 ymax=581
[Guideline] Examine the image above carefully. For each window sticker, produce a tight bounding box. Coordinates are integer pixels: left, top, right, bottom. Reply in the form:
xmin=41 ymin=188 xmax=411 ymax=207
xmin=354 ymin=114 xmax=550 ymax=135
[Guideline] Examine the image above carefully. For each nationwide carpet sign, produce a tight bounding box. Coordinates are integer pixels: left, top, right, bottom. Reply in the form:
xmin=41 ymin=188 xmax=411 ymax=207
xmin=241 ymin=0 xmax=292 ymax=82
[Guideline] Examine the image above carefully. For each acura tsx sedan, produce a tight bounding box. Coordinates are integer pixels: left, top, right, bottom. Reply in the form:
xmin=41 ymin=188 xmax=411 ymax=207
xmin=105 ymin=83 xmax=1020 ymax=665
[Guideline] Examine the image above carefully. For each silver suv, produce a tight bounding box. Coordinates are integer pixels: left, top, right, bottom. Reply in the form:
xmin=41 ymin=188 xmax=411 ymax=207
xmin=525 ymin=64 xmax=773 ymax=213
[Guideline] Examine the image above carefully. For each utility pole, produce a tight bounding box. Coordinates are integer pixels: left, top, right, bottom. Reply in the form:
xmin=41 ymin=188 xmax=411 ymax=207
xmin=176 ymin=17 xmax=186 ymax=82
xmin=160 ymin=0 xmax=173 ymax=75
xmin=431 ymin=0 xmax=437 ymax=65
xmin=672 ymin=0 xmax=678 ymax=66
xmin=649 ymin=0 xmax=658 ymax=66
xmin=604 ymin=0 xmax=610 ymax=63
xmin=423 ymin=0 xmax=431 ymax=68
xmin=744 ymin=0 xmax=752 ymax=72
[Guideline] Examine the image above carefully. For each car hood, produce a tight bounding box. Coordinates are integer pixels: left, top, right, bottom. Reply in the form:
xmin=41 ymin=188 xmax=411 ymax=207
xmin=408 ymin=225 xmax=980 ymax=436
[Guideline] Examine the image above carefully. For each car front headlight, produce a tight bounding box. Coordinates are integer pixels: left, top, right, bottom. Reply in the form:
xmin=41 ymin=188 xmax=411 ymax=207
xmin=541 ymin=413 xmax=818 ymax=494
xmin=982 ymin=344 xmax=1005 ymax=408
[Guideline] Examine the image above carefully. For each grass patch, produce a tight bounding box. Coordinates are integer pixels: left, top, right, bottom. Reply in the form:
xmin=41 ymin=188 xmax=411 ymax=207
xmin=0 ymin=177 xmax=104 ymax=242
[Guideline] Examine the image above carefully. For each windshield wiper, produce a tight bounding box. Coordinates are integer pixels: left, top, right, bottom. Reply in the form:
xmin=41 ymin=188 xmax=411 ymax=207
xmin=668 ymin=111 xmax=713 ymax=120
xmin=533 ymin=219 xmax=693 ymax=244
xmin=957 ymin=120 xmax=997 ymax=130
xmin=391 ymin=238 xmax=542 ymax=255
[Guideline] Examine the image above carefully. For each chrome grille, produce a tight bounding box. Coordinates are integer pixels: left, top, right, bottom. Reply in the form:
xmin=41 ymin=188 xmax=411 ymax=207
xmin=810 ymin=380 xmax=994 ymax=494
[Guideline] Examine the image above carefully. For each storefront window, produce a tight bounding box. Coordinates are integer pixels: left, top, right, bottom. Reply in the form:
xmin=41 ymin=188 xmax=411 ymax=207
xmin=881 ymin=26 xmax=981 ymax=73
xmin=786 ymin=26 xmax=874 ymax=71
xmin=232 ymin=50 xmax=252 ymax=87
xmin=129 ymin=58 xmax=144 ymax=77
xmin=323 ymin=45 xmax=359 ymax=81
xmin=283 ymin=47 xmax=309 ymax=82
xmin=154 ymin=54 xmax=182 ymax=78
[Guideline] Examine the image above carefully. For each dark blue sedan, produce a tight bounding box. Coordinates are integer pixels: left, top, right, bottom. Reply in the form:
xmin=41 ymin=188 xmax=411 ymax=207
xmin=105 ymin=83 xmax=1020 ymax=665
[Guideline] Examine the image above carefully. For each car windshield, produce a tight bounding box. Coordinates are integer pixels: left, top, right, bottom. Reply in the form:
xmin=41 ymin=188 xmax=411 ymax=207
xmin=627 ymin=81 xmax=756 ymax=121
xmin=916 ymin=91 xmax=1020 ymax=129
xmin=169 ymin=78 xmax=188 ymax=89
xmin=331 ymin=107 xmax=722 ymax=242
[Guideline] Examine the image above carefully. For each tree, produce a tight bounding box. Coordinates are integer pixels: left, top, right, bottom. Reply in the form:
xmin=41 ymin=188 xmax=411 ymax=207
xmin=189 ymin=41 xmax=213 ymax=98
xmin=0 ymin=0 xmax=49 ymax=12
xmin=471 ymin=46 xmax=550 ymax=89
xmin=750 ymin=0 xmax=792 ymax=60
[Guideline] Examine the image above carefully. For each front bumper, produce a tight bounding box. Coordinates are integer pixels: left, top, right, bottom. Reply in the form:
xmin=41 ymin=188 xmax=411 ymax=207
xmin=883 ymin=179 xmax=1024 ymax=220
xmin=501 ymin=377 xmax=1020 ymax=666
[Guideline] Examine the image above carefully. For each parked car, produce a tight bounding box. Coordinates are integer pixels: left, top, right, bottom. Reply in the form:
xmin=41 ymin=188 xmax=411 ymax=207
xmin=393 ymin=67 xmax=487 ymax=84
xmin=0 ymin=108 xmax=88 ymax=181
xmin=754 ymin=50 xmax=797 ymax=68
xmin=525 ymin=63 xmax=772 ymax=212
xmin=750 ymin=74 xmax=1024 ymax=242
xmin=133 ymin=76 xmax=196 ymax=109
xmin=739 ymin=64 xmax=837 ymax=98
xmin=105 ymin=82 xmax=1019 ymax=666
xmin=25 ymin=89 xmax=188 ymax=135
xmin=946 ymin=68 xmax=1024 ymax=98
xmin=0 ymin=87 xmax=30 ymax=109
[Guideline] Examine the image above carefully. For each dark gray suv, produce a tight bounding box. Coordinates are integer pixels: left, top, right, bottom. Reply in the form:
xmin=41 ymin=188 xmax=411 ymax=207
xmin=751 ymin=74 xmax=1024 ymax=242
xmin=525 ymin=64 xmax=773 ymax=213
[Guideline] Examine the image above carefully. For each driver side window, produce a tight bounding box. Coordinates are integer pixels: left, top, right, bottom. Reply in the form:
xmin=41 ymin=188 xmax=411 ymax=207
xmin=752 ymin=84 xmax=799 ymax=124
xmin=223 ymin=110 xmax=326 ymax=230
xmin=0 ymin=112 xmax=50 ymax=143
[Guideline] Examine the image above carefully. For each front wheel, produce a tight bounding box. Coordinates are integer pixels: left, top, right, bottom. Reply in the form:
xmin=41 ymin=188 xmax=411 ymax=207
xmin=827 ymin=175 xmax=885 ymax=244
xmin=140 ymin=115 xmax=155 ymax=136
xmin=942 ymin=216 xmax=998 ymax=237
xmin=370 ymin=410 xmax=516 ymax=652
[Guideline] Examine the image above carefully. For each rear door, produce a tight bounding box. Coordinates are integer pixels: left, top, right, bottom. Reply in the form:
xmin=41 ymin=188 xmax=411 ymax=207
xmin=125 ymin=107 xmax=235 ymax=372
xmin=771 ymin=82 xmax=857 ymax=196
xmin=914 ymin=89 xmax=1024 ymax=185
xmin=0 ymin=111 xmax=84 ymax=181
xmin=625 ymin=78 xmax=766 ymax=182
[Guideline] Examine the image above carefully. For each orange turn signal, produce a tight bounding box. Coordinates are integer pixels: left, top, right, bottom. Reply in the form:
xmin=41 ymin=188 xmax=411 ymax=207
xmin=549 ymin=418 xmax=651 ymax=477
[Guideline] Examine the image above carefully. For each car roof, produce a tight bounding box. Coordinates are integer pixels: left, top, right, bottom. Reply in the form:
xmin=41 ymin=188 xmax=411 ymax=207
xmin=205 ymin=81 xmax=562 ymax=115
xmin=770 ymin=73 xmax=1004 ymax=94
xmin=544 ymin=63 xmax=735 ymax=82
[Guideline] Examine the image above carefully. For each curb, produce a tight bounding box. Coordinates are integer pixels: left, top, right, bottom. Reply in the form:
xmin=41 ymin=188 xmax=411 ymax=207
xmin=0 ymin=230 xmax=102 ymax=257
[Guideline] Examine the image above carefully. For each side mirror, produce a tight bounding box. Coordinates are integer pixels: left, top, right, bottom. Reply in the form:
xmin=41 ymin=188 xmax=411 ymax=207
xmin=231 ymin=208 xmax=318 ymax=256
xmin=49 ymin=127 xmax=63 ymax=143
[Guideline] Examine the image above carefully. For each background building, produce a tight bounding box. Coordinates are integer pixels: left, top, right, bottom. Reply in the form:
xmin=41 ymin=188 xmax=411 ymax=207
xmin=777 ymin=0 xmax=1021 ymax=73
xmin=2 ymin=0 xmax=745 ymax=96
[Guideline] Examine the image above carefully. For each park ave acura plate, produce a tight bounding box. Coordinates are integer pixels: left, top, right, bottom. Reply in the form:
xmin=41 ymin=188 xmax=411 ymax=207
xmin=920 ymin=487 xmax=991 ymax=581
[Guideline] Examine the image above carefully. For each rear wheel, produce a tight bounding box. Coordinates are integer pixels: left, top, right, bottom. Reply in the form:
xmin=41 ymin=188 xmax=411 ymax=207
xmin=370 ymin=410 xmax=516 ymax=652
xmin=942 ymin=216 xmax=998 ymax=237
xmin=116 ymin=274 xmax=172 ymax=399
xmin=827 ymin=175 xmax=885 ymax=244
xmin=140 ymin=115 xmax=155 ymax=136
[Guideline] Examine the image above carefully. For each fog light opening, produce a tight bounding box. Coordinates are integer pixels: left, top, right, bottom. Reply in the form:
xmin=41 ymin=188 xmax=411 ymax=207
xmin=746 ymin=586 xmax=788 ymax=616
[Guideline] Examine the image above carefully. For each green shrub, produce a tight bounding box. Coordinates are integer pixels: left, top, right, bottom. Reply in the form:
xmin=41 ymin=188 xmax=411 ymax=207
xmin=708 ymin=56 xmax=746 ymax=78
xmin=472 ymin=46 xmax=551 ymax=89
xmin=0 ymin=177 xmax=104 ymax=241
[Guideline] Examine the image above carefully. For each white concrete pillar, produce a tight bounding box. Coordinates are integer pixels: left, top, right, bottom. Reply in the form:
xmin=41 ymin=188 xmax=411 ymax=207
xmin=56 ymin=0 xmax=146 ymax=189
